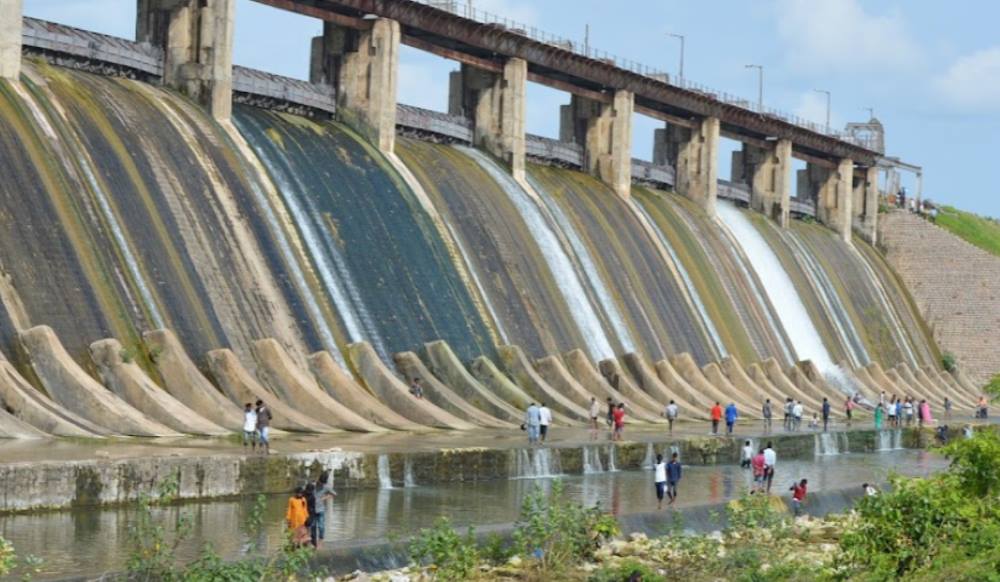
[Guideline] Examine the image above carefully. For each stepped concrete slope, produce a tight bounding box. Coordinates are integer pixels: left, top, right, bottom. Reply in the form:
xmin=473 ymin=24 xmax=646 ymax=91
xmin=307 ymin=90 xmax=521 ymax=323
xmin=90 ymin=339 xmax=228 ymax=436
xmin=952 ymin=369 xmax=983 ymax=400
xmin=747 ymin=363 xmax=790 ymax=404
xmin=499 ymin=345 xmax=589 ymax=422
xmin=143 ymin=330 xmax=244 ymax=429
xmin=19 ymin=326 xmax=179 ymax=437
xmin=668 ymin=353 xmax=738 ymax=412
xmin=885 ymin=369 xmax=912 ymax=396
xmin=308 ymin=351 xmax=422 ymax=430
xmin=468 ymin=356 xmax=534 ymax=411
xmin=422 ymin=341 xmax=524 ymax=424
xmin=721 ymin=356 xmax=782 ymax=407
xmin=851 ymin=366 xmax=883 ymax=400
xmin=936 ymin=370 xmax=974 ymax=407
xmin=599 ymin=357 xmax=673 ymax=416
xmin=564 ymin=350 xmax=661 ymax=421
xmin=702 ymin=362 xmax=761 ymax=416
xmin=0 ymin=407 xmax=48 ymax=439
xmin=798 ymin=361 xmax=845 ymax=402
xmin=652 ymin=358 xmax=715 ymax=418
xmin=866 ymin=362 xmax=903 ymax=397
xmin=908 ymin=365 xmax=948 ymax=402
xmin=253 ymin=339 xmax=385 ymax=432
xmin=894 ymin=365 xmax=938 ymax=401
xmin=786 ymin=366 xmax=832 ymax=410
xmin=761 ymin=358 xmax=821 ymax=411
xmin=394 ymin=351 xmax=509 ymax=428
xmin=620 ymin=353 xmax=678 ymax=407
xmin=0 ymin=358 xmax=103 ymax=437
xmin=348 ymin=342 xmax=474 ymax=430
xmin=880 ymin=211 xmax=1000 ymax=385
xmin=535 ymin=355 xmax=607 ymax=411
xmin=205 ymin=348 xmax=333 ymax=433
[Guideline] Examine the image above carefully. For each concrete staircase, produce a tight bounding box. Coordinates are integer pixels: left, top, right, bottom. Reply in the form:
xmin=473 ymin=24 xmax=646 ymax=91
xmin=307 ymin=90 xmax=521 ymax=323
xmin=879 ymin=210 xmax=1000 ymax=385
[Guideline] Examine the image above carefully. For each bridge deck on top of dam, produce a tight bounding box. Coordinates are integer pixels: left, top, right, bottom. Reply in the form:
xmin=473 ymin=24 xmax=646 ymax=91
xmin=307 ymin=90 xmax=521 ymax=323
xmin=255 ymin=0 xmax=879 ymax=168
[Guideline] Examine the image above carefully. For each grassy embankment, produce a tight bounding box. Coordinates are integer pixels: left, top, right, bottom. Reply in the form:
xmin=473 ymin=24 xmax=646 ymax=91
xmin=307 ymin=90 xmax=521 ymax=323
xmin=936 ymin=205 xmax=1000 ymax=258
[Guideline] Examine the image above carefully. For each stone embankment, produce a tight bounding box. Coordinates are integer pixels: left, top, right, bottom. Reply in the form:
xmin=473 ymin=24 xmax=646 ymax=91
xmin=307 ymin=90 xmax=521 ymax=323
xmin=880 ymin=210 xmax=1000 ymax=385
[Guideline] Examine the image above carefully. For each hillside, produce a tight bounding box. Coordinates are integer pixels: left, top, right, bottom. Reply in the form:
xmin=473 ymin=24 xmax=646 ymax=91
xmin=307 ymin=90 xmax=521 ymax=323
xmin=936 ymin=205 xmax=1000 ymax=258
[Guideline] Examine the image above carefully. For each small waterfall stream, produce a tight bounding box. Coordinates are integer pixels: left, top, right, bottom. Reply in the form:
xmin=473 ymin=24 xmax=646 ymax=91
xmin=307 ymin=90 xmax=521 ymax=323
xmin=877 ymin=429 xmax=904 ymax=451
xmin=513 ymin=448 xmax=563 ymax=479
xmin=813 ymin=432 xmax=850 ymax=456
xmin=403 ymin=457 xmax=416 ymax=488
xmin=377 ymin=455 xmax=394 ymax=489
xmin=641 ymin=443 xmax=656 ymax=468
xmin=582 ymin=446 xmax=605 ymax=474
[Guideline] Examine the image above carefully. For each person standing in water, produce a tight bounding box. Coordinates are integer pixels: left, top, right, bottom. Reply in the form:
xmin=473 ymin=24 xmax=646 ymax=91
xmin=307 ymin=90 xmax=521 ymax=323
xmin=763 ymin=441 xmax=777 ymax=493
xmin=653 ymin=453 xmax=668 ymax=510
xmin=313 ymin=471 xmax=336 ymax=546
xmin=666 ymin=452 xmax=682 ymax=505
xmin=790 ymin=479 xmax=808 ymax=516
xmin=740 ymin=440 xmax=753 ymax=469
xmin=285 ymin=487 xmax=309 ymax=548
xmin=751 ymin=447 xmax=766 ymax=494
xmin=664 ymin=400 xmax=679 ymax=435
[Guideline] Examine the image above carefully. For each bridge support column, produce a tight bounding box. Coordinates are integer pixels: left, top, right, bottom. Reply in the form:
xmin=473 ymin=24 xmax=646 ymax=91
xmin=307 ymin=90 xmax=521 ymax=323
xmin=559 ymin=90 xmax=633 ymax=198
xmin=654 ymin=117 xmax=719 ymax=215
xmin=852 ymin=165 xmax=879 ymax=244
xmin=137 ymin=0 xmax=234 ymax=121
xmin=799 ymin=158 xmax=853 ymax=242
xmin=447 ymin=58 xmax=527 ymax=179
xmin=730 ymin=138 xmax=791 ymax=227
xmin=311 ymin=18 xmax=399 ymax=153
xmin=0 ymin=0 xmax=23 ymax=81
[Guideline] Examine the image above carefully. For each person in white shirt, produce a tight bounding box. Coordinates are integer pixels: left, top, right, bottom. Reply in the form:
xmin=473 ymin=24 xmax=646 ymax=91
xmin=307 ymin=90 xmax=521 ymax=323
xmin=862 ymin=482 xmax=878 ymax=497
xmin=664 ymin=400 xmax=679 ymax=434
xmin=792 ymin=401 xmax=804 ymax=431
xmin=763 ymin=442 xmax=777 ymax=493
xmin=588 ymin=397 xmax=600 ymax=431
xmin=242 ymin=403 xmax=257 ymax=450
xmin=653 ymin=453 xmax=668 ymax=510
xmin=538 ymin=403 xmax=552 ymax=442
xmin=740 ymin=440 xmax=753 ymax=468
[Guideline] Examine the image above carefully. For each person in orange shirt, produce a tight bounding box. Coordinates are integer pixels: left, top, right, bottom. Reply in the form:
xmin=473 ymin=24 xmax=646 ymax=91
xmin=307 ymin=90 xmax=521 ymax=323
xmin=285 ymin=487 xmax=310 ymax=547
xmin=710 ymin=402 xmax=722 ymax=435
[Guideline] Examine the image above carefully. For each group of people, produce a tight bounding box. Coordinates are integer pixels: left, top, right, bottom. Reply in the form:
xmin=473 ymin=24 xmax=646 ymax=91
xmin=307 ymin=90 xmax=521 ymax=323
xmin=523 ymin=401 xmax=554 ymax=444
xmin=285 ymin=471 xmax=336 ymax=548
xmin=873 ymin=393 xmax=934 ymax=429
xmin=709 ymin=402 xmax=739 ymax=435
xmin=742 ymin=441 xmax=778 ymax=495
xmin=242 ymin=400 xmax=274 ymax=454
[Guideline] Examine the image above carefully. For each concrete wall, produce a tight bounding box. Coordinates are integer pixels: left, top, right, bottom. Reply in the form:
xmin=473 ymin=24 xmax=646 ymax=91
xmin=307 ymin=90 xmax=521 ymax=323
xmin=560 ymin=91 xmax=633 ymax=198
xmin=0 ymin=0 xmax=22 ymax=80
xmin=731 ymin=139 xmax=791 ymax=227
xmin=800 ymin=159 xmax=854 ymax=242
xmin=655 ymin=117 xmax=720 ymax=215
xmin=880 ymin=210 xmax=1000 ymax=385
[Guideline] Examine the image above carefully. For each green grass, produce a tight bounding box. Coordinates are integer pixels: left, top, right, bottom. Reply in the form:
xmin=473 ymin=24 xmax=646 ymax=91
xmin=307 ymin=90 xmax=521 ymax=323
xmin=935 ymin=205 xmax=1000 ymax=258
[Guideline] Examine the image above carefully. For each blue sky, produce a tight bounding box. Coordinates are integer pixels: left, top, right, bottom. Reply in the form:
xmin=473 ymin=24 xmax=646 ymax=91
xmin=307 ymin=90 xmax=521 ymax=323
xmin=24 ymin=0 xmax=1000 ymax=217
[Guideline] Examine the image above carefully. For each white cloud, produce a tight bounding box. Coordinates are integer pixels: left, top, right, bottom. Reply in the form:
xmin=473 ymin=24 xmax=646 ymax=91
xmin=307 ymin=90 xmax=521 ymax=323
xmin=774 ymin=0 xmax=920 ymax=73
xmin=791 ymin=91 xmax=838 ymax=130
xmin=933 ymin=47 xmax=1000 ymax=112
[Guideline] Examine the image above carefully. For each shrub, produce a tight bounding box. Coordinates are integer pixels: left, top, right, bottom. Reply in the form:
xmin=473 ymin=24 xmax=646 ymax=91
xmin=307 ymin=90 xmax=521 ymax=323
xmin=726 ymin=492 xmax=790 ymax=536
xmin=513 ymin=480 xmax=620 ymax=573
xmin=409 ymin=517 xmax=479 ymax=581
xmin=941 ymin=428 xmax=1000 ymax=497
xmin=589 ymin=559 xmax=665 ymax=582
xmin=942 ymin=352 xmax=957 ymax=373
xmin=984 ymin=374 xmax=1000 ymax=400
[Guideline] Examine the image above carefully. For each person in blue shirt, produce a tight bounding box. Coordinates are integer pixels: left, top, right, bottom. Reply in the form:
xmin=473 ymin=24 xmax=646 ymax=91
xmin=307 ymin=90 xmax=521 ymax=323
xmin=821 ymin=398 xmax=832 ymax=432
xmin=524 ymin=403 xmax=541 ymax=444
xmin=665 ymin=452 xmax=682 ymax=504
xmin=725 ymin=402 xmax=739 ymax=434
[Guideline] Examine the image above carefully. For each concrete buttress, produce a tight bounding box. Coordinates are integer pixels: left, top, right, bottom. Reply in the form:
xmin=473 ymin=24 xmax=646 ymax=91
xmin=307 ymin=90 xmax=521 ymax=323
xmin=0 ymin=0 xmax=22 ymax=80
xmin=852 ymin=165 xmax=879 ymax=244
xmin=654 ymin=116 xmax=720 ymax=215
xmin=799 ymin=158 xmax=854 ymax=242
xmin=560 ymin=90 xmax=634 ymax=198
xmin=731 ymin=138 xmax=792 ymax=227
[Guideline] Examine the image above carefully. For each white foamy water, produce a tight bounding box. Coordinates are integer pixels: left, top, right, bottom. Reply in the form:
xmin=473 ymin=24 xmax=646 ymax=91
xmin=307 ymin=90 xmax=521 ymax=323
xmin=582 ymin=446 xmax=605 ymax=474
xmin=377 ymin=454 xmax=394 ymax=489
xmin=850 ymin=246 xmax=920 ymax=368
xmin=513 ymin=448 xmax=563 ymax=478
xmin=814 ymin=432 xmax=849 ymax=456
xmin=459 ymin=147 xmax=616 ymax=360
xmin=716 ymin=202 xmax=835 ymax=373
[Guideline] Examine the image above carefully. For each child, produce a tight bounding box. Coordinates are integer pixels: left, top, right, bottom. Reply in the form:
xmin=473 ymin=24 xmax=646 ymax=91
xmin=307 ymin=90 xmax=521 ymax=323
xmin=808 ymin=413 xmax=819 ymax=430
xmin=242 ymin=403 xmax=257 ymax=449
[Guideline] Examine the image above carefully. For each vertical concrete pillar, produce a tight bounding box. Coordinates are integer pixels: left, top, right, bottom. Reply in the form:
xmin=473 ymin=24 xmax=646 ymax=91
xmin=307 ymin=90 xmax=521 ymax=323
xmin=0 ymin=0 xmax=23 ymax=81
xmin=137 ymin=0 xmax=235 ymax=121
xmin=729 ymin=138 xmax=791 ymax=227
xmin=852 ymin=165 xmax=879 ymax=244
xmin=447 ymin=58 xmax=527 ymax=179
xmin=559 ymin=90 xmax=633 ymax=198
xmin=808 ymin=158 xmax=854 ymax=243
xmin=654 ymin=117 xmax=719 ymax=215
xmin=311 ymin=18 xmax=399 ymax=153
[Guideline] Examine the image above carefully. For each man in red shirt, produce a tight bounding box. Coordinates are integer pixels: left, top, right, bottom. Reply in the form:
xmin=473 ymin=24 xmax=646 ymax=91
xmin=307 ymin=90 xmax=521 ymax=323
xmin=790 ymin=478 xmax=808 ymax=516
xmin=710 ymin=402 xmax=722 ymax=435
xmin=612 ymin=403 xmax=625 ymax=441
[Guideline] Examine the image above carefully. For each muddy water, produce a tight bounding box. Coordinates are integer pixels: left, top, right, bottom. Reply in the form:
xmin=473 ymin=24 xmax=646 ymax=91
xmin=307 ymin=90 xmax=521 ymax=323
xmin=0 ymin=449 xmax=943 ymax=580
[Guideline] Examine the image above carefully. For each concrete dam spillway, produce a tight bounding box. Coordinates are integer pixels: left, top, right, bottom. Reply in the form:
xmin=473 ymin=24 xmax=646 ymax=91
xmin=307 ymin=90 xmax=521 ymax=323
xmin=0 ymin=57 xmax=947 ymax=439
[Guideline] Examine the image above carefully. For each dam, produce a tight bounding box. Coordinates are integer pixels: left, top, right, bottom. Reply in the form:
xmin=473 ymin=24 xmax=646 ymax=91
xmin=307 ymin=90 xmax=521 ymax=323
xmin=0 ymin=0 xmax=991 ymax=577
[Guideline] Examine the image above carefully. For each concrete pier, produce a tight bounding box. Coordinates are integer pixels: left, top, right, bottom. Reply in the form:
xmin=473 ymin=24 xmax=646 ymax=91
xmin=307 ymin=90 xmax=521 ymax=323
xmin=448 ymin=58 xmax=527 ymax=179
xmin=560 ymin=90 xmax=634 ymax=198
xmin=654 ymin=117 xmax=720 ymax=215
xmin=799 ymin=158 xmax=854 ymax=242
xmin=0 ymin=0 xmax=21 ymax=80
xmin=311 ymin=18 xmax=400 ymax=152
xmin=136 ymin=0 xmax=235 ymax=121
xmin=853 ymin=165 xmax=879 ymax=244
xmin=731 ymin=139 xmax=792 ymax=227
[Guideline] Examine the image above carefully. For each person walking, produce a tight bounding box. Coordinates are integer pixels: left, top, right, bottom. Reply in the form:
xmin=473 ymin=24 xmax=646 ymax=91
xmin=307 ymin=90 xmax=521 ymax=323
xmin=612 ymin=403 xmax=626 ymax=441
xmin=653 ymin=453 xmax=668 ymax=510
xmin=285 ymin=487 xmax=310 ymax=548
xmin=919 ymin=399 xmax=932 ymax=427
xmin=409 ymin=378 xmax=424 ymax=399
xmin=710 ymin=402 xmax=722 ymax=435
xmin=255 ymin=400 xmax=273 ymax=455
xmin=844 ymin=396 xmax=854 ymax=427
xmin=763 ymin=442 xmax=777 ymax=493
xmin=790 ymin=479 xmax=808 ymax=516
xmin=751 ymin=448 xmax=766 ymax=494
xmin=944 ymin=397 xmax=952 ymax=420
xmin=762 ymin=399 xmax=773 ymax=433
xmin=903 ymin=398 xmax=914 ymax=427
xmin=304 ymin=482 xmax=318 ymax=548
xmin=524 ymin=402 xmax=541 ymax=444
xmin=783 ymin=398 xmax=793 ymax=431
xmin=666 ymin=452 xmax=682 ymax=505
xmin=740 ymin=440 xmax=753 ymax=469
xmin=243 ymin=403 xmax=257 ymax=450
xmin=538 ymin=403 xmax=552 ymax=442
xmin=874 ymin=403 xmax=884 ymax=429
xmin=725 ymin=402 xmax=738 ymax=434
xmin=589 ymin=397 xmax=601 ymax=431
xmin=313 ymin=471 xmax=336 ymax=546
xmin=606 ymin=397 xmax=615 ymax=428
xmin=821 ymin=398 xmax=831 ymax=432
xmin=792 ymin=400 xmax=804 ymax=431
xmin=887 ymin=397 xmax=897 ymax=427
xmin=664 ymin=400 xmax=679 ymax=435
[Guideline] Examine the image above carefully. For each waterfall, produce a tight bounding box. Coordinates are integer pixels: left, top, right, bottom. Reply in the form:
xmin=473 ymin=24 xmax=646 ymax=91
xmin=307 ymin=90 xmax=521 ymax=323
xmin=814 ymin=432 xmax=849 ymax=456
xmin=670 ymin=444 xmax=681 ymax=462
xmin=377 ymin=455 xmax=394 ymax=489
xmin=606 ymin=445 xmax=619 ymax=472
xmin=513 ymin=448 xmax=563 ymax=479
xmin=582 ymin=446 xmax=605 ymax=474
xmin=877 ymin=429 xmax=904 ymax=451
xmin=403 ymin=457 xmax=416 ymax=488
xmin=716 ymin=202 xmax=835 ymax=373
xmin=642 ymin=443 xmax=656 ymax=468
xmin=458 ymin=146 xmax=616 ymax=360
